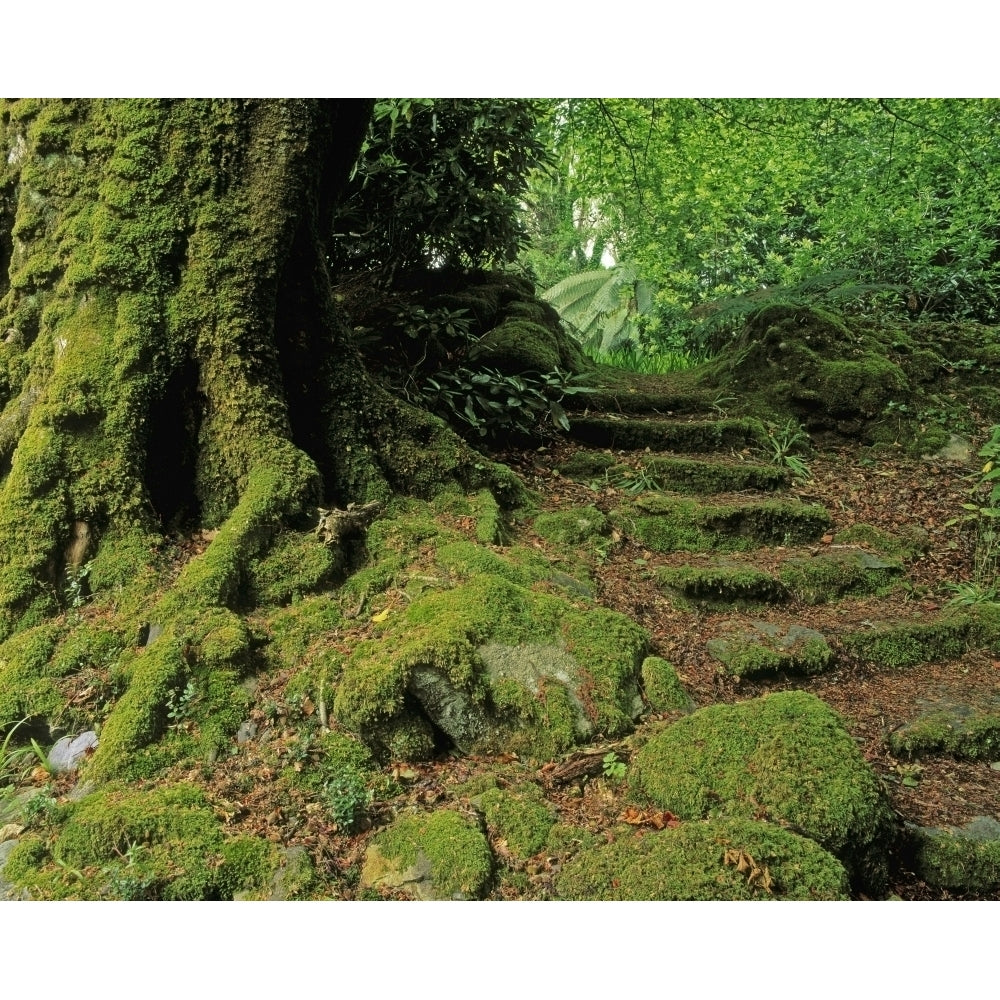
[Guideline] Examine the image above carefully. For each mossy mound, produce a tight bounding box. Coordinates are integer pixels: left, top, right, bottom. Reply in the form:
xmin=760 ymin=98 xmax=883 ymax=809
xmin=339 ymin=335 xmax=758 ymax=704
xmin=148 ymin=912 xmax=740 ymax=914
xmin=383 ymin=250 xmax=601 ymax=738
xmin=360 ymin=808 xmax=493 ymax=900
xmin=333 ymin=571 xmax=648 ymax=760
xmin=839 ymin=615 xmax=972 ymax=669
xmin=533 ymin=505 xmax=609 ymax=550
xmin=556 ymin=449 xmax=621 ymax=481
xmin=904 ymin=816 xmax=1000 ymax=894
xmin=569 ymin=416 xmax=768 ymax=453
xmin=656 ymin=564 xmax=788 ymax=608
xmin=706 ymin=622 xmax=833 ymax=678
xmin=555 ymin=817 xmax=849 ymax=900
xmin=640 ymin=456 xmax=788 ymax=494
xmin=629 ymin=690 xmax=894 ymax=892
xmin=887 ymin=700 xmax=1000 ymax=761
xmin=833 ymin=523 xmax=930 ymax=561
xmin=2 ymin=783 xmax=273 ymax=900
xmin=477 ymin=782 xmax=556 ymax=860
xmin=619 ymin=494 xmax=831 ymax=553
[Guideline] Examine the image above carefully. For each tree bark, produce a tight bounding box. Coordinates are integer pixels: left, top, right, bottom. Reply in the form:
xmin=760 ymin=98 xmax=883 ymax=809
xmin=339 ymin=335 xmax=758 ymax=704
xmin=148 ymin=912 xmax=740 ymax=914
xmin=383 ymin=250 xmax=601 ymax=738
xmin=0 ymin=99 xmax=509 ymax=775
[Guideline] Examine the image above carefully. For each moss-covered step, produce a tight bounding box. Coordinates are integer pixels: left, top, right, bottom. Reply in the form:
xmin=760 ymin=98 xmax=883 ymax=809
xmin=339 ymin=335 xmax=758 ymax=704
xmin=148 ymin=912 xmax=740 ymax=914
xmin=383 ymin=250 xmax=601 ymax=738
xmin=657 ymin=564 xmax=789 ymax=608
xmin=777 ymin=550 xmax=903 ymax=604
xmin=628 ymin=690 xmax=895 ymax=893
xmin=839 ymin=615 xmax=973 ymax=669
xmin=617 ymin=494 xmax=831 ymax=553
xmin=555 ymin=449 xmax=622 ymax=481
xmin=568 ymin=416 xmax=769 ymax=453
xmin=887 ymin=698 xmax=1000 ymax=761
xmin=555 ymin=816 xmax=849 ymax=900
xmin=707 ymin=621 xmax=833 ymax=678
xmin=360 ymin=808 xmax=493 ymax=900
xmin=639 ymin=456 xmax=787 ymax=494
xmin=904 ymin=816 xmax=1000 ymax=894
xmin=640 ymin=656 xmax=695 ymax=713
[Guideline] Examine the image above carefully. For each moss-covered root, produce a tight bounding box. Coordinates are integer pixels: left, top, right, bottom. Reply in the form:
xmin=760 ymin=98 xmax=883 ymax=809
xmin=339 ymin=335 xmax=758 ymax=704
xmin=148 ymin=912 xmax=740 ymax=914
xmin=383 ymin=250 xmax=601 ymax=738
xmin=555 ymin=817 xmax=849 ymax=900
xmin=629 ymin=690 xmax=895 ymax=894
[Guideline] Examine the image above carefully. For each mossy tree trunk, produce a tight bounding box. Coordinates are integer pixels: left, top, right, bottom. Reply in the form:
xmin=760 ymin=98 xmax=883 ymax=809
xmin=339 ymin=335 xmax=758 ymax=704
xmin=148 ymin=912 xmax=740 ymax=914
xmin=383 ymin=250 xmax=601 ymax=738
xmin=0 ymin=99 xmax=509 ymax=775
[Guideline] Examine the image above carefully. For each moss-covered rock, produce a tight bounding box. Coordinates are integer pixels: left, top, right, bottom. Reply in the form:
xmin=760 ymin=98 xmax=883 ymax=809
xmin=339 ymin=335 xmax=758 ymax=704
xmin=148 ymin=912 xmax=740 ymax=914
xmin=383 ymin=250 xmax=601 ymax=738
xmin=840 ymin=615 xmax=972 ymax=669
xmin=640 ymin=656 xmax=694 ymax=713
xmin=4 ymin=782 xmax=274 ymax=899
xmin=629 ymin=690 xmax=894 ymax=892
xmin=905 ymin=816 xmax=1000 ymax=894
xmin=707 ymin=622 xmax=834 ymax=678
xmin=887 ymin=700 xmax=1000 ymax=761
xmin=533 ymin=505 xmax=609 ymax=547
xmin=360 ymin=808 xmax=493 ymax=899
xmin=778 ymin=550 xmax=902 ymax=604
xmin=555 ymin=817 xmax=849 ymax=900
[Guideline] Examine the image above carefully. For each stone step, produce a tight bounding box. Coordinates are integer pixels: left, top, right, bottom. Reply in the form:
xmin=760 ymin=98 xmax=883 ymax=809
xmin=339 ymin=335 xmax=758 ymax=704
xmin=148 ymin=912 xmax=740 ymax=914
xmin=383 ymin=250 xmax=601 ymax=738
xmin=888 ymin=699 xmax=1000 ymax=761
xmin=568 ymin=416 xmax=768 ymax=453
xmin=656 ymin=549 xmax=903 ymax=608
xmin=617 ymin=493 xmax=831 ymax=553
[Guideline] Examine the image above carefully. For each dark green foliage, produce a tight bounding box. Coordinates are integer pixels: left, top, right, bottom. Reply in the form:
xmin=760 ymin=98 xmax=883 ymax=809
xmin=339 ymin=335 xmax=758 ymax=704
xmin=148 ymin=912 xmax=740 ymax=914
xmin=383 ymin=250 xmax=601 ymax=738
xmin=331 ymin=99 xmax=549 ymax=276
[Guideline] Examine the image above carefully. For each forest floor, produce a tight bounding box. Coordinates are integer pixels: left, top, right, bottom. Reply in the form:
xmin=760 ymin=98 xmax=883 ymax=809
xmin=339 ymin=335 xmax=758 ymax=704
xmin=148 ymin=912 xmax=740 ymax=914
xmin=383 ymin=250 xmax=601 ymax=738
xmin=136 ymin=409 xmax=997 ymax=902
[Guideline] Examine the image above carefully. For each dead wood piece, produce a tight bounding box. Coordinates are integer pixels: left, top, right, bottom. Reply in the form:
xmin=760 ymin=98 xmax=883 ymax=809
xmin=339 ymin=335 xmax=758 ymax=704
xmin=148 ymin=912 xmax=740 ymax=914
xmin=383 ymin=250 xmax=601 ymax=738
xmin=315 ymin=501 xmax=383 ymax=548
xmin=548 ymin=751 xmax=625 ymax=786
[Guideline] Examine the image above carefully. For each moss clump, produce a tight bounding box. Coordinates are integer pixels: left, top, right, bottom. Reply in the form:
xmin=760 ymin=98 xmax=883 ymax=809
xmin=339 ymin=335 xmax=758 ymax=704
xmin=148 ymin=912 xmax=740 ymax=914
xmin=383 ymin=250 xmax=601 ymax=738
xmin=778 ymin=551 xmax=902 ymax=604
xmin=629 ymin=690 xmax=894 ymax=892
xmin=707 ymin=624 xmax=834 ymax=678
xmin=640 ymin=656 xmax=694 ymax=713
xmin=656 ymin=564 xmax=788 ymax=608
xmin=620 ymin=495 xmax=831 ymax=553
xmin=0 ymin=623 xmax=64 ymax=724
xmin=533 ymin=506 xmax=609 ymax=547
xmin=478 ymin=783 xmax=555 ymax=860
xmin=840 ymin=616 xmax=972 ymax=669
xmin=434 ymin=540 xmax=549 ymax=587
xmin=362 ymin=809 xmax=493 ymax=899
xmin=906 ymin=818 xmax=1000 ymax=894
xmin=641 ymin=456 xmax=788 ymax=495
xmin=555 ymin=817 xmax=849 ymax=900
xmin=6 ymin=782 xmax=273 ymax=900
xmin=248 ymin=530 xmax=339 ymax=606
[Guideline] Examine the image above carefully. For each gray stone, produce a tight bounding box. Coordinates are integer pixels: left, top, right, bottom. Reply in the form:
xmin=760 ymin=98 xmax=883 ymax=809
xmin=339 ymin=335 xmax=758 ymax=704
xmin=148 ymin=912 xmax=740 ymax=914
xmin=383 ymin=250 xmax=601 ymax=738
xmin=0 ymin=838 xmax=30 ymax=900
xmin=927 ymin=434 xmax=972 ymax=464
xmin=0 ymin=787 xmax=47 ymax=826
xmin=407 ymin=665 xmax=494 ymax=751
xmin=236 ymin=720 xmax=258 ymax=744
xmin=48 ymin=730 xmax=98 ymax=773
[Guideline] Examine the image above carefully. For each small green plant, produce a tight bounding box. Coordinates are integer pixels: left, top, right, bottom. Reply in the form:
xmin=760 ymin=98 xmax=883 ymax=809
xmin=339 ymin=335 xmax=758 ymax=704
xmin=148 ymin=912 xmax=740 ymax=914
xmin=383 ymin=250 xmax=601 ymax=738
xmin=64 ymin=560 xmax=93 ymax=610
xmin=322 ymin=769 xmax=371 ymax=832
xmin=166 ymin=680 xmax=198 ymax=727
xmin=602 ymin=751 xmax=627 ymax=782
xmin=1 ymin=718 xmax=49 ymax=789
xmin=945 ymin=424 xmax=1000 ymax=604
xmin=763 ymin=419 xmax=812 ymax=481
xmin=587 ymin=347 xmax=702 ymax=373
xmin=609 ymin=465 xmax=662 ymax=495
xmin=414 ymin=365 xmax=593 ymax=441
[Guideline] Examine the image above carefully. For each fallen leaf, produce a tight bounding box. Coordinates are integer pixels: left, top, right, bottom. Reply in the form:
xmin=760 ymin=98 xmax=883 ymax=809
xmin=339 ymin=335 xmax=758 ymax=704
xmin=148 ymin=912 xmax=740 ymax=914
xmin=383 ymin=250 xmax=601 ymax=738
xmin=371 ymin=608 xmax=390 ymax=623
xmin=821 ymin=533 xmax=834 ymax=544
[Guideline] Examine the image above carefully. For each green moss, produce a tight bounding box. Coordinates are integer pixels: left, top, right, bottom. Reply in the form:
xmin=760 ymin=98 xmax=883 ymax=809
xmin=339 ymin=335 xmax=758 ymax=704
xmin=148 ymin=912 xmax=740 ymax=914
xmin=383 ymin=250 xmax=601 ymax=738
xmin=556 ymin=450 xmax=619 ymax=480
xmin=629 ymin=690 xmax=894 ymax=892
xmin=555 ymin=817 xmax=849 ymax=900
xmin=478 ymin=783 xmax=555 ymax=860
xmin=249 ymin=530 xmax=338 ymax=606
xmin=888 ymin=708 xmax=1000 ymax=761
xmin=0 ymin=623 xmax=64 ymax=724
xmin=778 ymin=551 xmax=902 ymax=604
xmin=656 ymin=564 xmax=788 ymax=607
xmin=435 ymin=540 xmax=549 ymax=587
xmin=620 ymin=495 xmax=831 ymax=553
xmin=840 ymin=616 xmax=972 ymax=669
xmin=6 ymin=782 xmax=274 ymax=900
xmin=907 ymin=820 xmax=1000 ymax=893
xmin=640 ymin=656 xmax=694 ymax=713
xmin=641 ymin=456 xmax=788 ymax=494
xmin=365 ymin=809 xmax=493 ymax=899
xmin=833 ymin=523 xmax=930 ymax=561
xmin=569 ymin=416 xmax=769 ymax=453
xmin=533 ymin=506 xmax=609 ymax=547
